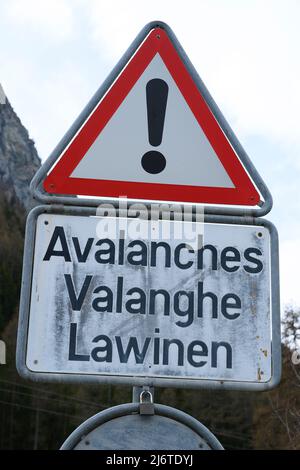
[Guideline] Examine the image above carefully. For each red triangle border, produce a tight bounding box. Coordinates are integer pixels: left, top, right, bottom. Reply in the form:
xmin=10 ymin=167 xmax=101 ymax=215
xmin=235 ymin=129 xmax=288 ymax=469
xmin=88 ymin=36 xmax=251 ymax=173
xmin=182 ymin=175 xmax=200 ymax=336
xmin=43 ymin=28 xmax=260 ymax=206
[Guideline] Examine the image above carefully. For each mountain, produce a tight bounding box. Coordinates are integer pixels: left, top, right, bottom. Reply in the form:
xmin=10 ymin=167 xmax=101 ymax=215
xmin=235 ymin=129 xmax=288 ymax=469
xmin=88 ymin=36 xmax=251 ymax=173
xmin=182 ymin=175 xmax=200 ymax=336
xmin=0 ymin=92 xmax=40 ymax=330
xmin=0 ymin=91 xmax=41 ymax=210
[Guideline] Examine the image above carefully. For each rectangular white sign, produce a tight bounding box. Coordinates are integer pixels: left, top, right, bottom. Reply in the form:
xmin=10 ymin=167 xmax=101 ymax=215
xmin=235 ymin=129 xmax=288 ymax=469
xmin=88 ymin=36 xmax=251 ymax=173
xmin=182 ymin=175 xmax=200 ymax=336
xmin=17 ymin=208 xmax=280 ymax=390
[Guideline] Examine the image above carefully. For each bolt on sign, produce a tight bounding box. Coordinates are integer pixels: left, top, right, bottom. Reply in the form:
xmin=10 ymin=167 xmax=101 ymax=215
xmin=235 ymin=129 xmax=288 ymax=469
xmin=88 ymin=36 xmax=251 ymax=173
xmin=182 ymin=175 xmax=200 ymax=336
xmin=16 ymin=206 xmax=281 ymax=390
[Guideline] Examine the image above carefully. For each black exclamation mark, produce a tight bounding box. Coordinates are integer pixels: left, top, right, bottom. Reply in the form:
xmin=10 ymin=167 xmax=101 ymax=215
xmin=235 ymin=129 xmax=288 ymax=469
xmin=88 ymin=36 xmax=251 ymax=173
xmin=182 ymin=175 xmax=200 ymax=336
xmin=141 ymin=79 xmax=169 ymax=174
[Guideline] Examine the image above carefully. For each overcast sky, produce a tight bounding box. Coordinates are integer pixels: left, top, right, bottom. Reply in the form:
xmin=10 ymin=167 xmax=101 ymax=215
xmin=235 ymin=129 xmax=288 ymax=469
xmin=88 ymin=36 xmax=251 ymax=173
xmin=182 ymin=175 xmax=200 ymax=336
xmin=0 ymin=0 xmax=299 ymax=308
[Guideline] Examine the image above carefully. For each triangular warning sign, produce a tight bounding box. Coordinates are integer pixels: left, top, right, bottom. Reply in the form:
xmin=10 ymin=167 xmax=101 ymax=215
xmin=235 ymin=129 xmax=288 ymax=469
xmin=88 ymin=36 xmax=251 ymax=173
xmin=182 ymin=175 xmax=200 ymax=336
xmin=43 ymin=26 xmax=261 ymax=206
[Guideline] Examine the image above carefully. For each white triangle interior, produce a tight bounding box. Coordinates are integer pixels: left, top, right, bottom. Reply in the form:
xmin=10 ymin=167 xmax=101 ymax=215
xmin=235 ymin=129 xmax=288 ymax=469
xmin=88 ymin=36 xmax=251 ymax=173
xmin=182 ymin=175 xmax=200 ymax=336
xmin=71 ymin=54 xmax=235 ymax=189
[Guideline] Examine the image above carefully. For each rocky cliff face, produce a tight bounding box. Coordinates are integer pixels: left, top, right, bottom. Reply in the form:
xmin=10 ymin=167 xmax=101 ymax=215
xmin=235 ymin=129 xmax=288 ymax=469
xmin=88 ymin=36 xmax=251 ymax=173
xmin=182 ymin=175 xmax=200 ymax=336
xmin=0 ymin=93 xmax=41 ymax=210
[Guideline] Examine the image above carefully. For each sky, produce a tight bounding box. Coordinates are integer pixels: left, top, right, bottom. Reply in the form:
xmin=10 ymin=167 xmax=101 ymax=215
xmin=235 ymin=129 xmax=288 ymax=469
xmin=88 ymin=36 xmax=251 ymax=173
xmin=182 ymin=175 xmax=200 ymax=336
xmin=0 ymin=0 xmax=299 ymax=308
